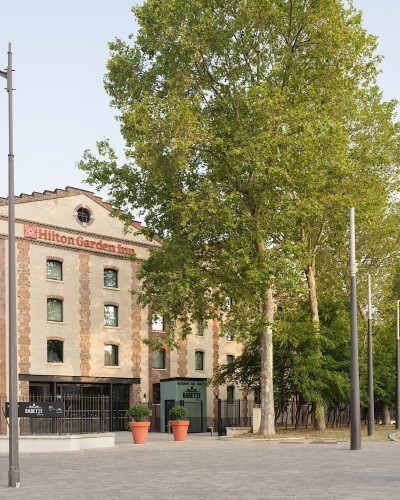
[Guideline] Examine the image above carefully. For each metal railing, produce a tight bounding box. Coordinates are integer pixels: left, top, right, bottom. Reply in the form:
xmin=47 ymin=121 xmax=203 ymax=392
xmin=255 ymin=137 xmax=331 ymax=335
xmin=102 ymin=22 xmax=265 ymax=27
xmin=0 ymin=395 xmax=111 ymax=435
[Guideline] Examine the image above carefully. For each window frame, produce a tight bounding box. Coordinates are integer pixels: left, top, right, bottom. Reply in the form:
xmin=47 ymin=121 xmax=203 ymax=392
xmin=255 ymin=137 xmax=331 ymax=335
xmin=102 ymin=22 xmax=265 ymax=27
xmin=47 ymin=298 xmax=63 ymax=322
xmin=227 ymin=386 xmax=235 ymax=404
xmin=104 ymin=304 xmax=119 ymax=327
xmin=151 ymin=314 xmax=165 ymax=332
xmin=195 ymin=319 xmax=205 ymax=337
xmin=104 ymin=268 xmax=118 ymax=288
xmin=152 ymin=348 xmax=166 ymax=370
xmin=195 ymin=350 xmax=204 ymax=371
xmin=226 ymin=354 xmax=235 ymax=364
xmin=47 ymin=339 xmax=64 ymax=363
xmin=46 ymin=259 xmax=63 ymax=281
xmin=104 ymin=344 xmax=119 ymax=366
xmin=77 ymin=207 xmax=91 ymax=224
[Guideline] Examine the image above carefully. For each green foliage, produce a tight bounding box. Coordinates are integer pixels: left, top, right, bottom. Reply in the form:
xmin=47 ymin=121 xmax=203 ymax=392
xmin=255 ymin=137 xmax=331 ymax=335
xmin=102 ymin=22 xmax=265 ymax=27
xmin=79 ymin=0 xmax=400 ymax=420
xmin=126 ymin=404 xmax=152 ymax=422
xmin=169 ymin=405 xmax=189 ymax=421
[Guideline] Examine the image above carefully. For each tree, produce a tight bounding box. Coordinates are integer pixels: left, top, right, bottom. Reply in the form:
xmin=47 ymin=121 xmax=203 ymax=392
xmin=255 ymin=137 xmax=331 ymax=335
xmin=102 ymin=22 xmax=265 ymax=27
xmin=79 ymin=0 xmax=400 ymax=434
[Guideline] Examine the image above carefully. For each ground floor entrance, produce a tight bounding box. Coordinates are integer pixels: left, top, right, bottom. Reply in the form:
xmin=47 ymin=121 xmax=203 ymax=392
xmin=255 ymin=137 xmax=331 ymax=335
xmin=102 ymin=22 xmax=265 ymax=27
xmin=22 ymin=375 xmax=139 ymax=432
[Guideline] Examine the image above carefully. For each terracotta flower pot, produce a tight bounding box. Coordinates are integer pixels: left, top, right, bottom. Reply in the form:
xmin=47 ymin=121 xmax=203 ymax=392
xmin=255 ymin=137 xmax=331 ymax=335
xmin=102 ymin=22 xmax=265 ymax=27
xmin=129 ymin=421 xmax=150 ymax=444
xmin=170 ymin=420 xmax=190 ymax=441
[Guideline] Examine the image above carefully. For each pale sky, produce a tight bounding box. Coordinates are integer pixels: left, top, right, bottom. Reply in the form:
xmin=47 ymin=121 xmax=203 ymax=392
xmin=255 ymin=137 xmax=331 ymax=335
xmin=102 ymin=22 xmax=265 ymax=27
xmin=0 ymin=1 xmax=398 ymax=200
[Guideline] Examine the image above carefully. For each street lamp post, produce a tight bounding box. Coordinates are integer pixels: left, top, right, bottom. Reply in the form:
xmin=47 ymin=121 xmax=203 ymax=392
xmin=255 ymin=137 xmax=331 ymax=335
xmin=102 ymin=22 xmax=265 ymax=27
xmin=350 ymin=208 xmax=361 ymax=450
xmin=367 ymin=274 xmax=374 ymax=436
xmin=0 ymin=43 xmax=20 ymax=488
xmin=396 ymin=300 xmax=400 ymax=430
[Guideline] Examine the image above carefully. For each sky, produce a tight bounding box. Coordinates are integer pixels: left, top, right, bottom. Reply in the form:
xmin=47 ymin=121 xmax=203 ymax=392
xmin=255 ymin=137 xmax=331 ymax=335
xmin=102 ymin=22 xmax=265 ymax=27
xmin=0 ymin=1 xmax=399 ymax=202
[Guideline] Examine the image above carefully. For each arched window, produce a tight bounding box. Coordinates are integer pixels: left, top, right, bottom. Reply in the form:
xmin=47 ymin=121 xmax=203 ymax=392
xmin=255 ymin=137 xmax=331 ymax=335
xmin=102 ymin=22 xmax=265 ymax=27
xmin=104 ymin=344 xmax=119 ymax=366
xmin=152 ymin=349 xmax=166 ymax=369
xmin=104 ymin=268 xmax=118 ymax=288
xmin=195 ymin=351 xmax=204 ymax=371
xmin=47 ymin=299 xmax=63 ymax=322
xmin=47 ymin=340 xmax=63 ymax=363
xmin=46 ymin=260 xmax=62 ymax=280
xmin=104 ymin=305 xmax=118 ymax=327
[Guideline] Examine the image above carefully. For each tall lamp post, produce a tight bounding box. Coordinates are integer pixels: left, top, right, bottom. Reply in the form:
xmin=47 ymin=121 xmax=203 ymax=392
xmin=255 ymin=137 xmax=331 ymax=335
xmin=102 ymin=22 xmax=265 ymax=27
xmin=350 ymin=208 xmax=361 ymax=450
xmin=396 ymin=300 xmax=400 ymax=431
xmin=367 ymin=274 xmax=374 ymax=436
xmin=0 ymin=43 xmax=20 ymax=488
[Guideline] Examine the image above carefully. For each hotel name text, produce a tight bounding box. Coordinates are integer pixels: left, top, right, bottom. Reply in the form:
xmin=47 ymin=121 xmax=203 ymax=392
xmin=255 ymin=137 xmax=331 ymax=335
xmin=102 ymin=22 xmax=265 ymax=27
xmin=23 ymin=224 xmax=135 ymax=255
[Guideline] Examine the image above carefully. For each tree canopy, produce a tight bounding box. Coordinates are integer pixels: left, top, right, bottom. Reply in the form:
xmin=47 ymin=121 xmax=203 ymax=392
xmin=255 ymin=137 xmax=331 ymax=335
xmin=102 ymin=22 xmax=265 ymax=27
xmin=79 ymin=0 xmax=400 ymax=434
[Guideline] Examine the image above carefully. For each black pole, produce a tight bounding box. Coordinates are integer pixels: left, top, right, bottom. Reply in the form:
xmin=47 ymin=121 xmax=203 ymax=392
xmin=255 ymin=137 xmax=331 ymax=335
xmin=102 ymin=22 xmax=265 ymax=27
xmin=396 ymin=300 xmax=400 ymax=430
xmin=367 ymin=274 xmax=374 ymax=436
xmin=218 ymin=398 xmax=222 ymax=437
xmin=0 ymin=43 xmax=20 ymax=487
xmin=350 ymin=208 xmax=361 ymax=450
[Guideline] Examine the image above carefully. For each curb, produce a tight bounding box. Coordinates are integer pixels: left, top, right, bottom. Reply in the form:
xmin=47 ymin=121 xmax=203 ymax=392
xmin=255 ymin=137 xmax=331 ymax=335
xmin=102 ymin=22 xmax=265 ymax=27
xmin=388 ymin=432 xmax=400 ymax=443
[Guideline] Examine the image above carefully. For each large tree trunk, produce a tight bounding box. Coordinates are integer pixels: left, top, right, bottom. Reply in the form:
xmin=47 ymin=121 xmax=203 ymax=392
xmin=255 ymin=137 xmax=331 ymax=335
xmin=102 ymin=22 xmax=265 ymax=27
xmin=259 ymin=287 xmax=275 ymax=435
xmin=305 ymin=260 xmax=326 ymax=431
xmin=380 ymin=403 xmax=391 ymax=425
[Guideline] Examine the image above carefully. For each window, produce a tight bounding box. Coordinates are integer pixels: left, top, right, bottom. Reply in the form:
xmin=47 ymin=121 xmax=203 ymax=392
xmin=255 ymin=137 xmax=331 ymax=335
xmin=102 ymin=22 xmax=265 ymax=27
xmin=227 ymin=386 xmax=235 ymax=403
xmin=227 ymin=355 xmax=235 ymax=364
xmin=152 ymin=314 xmax=164 ymax=332
xmin=104 ymin=344 xmax=119 ymax=366
xmin=104 ymin=268 xmax=118 ymax=288
xmin=47 ymin=299 xmax=63 ymax=322
xmin=196 ymin=320 xmax=205 ymax=336
xmin=195 ymin=351 xmax=204 ymax=371
xmin=47 ymin=340 xmax=63 ymax=363
xmin=226 ymin=297 xmax=234 ymax=309
xmin=46 ymin=260 xmax=62 ymax=280
xmin=104 ymin=305 xmax=118 ymax=327
xmin=152 ymin=349 xmax=166 ymax=369
xmin=226 ymin=330 xmax=234 ymax=342
xmin=77 ymin=207 xmax=91 ymax=223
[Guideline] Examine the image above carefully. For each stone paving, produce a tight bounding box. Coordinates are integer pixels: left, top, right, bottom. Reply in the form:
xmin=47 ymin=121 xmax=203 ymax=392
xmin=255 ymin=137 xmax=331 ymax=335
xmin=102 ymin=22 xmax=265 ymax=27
xmin=0 ymin=432 xmax=400 ymax=499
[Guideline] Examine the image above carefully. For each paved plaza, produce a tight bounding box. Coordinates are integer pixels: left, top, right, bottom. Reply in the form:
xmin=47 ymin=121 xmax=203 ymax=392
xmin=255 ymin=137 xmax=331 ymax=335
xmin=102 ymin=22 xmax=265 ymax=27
xmin=0 ymin=432 xmax=400 ymax=499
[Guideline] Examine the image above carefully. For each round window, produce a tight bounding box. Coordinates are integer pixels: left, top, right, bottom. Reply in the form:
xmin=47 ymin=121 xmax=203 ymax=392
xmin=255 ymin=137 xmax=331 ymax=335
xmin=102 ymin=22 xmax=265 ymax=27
xmin=77 ymin=207 xmax=91 ymax=223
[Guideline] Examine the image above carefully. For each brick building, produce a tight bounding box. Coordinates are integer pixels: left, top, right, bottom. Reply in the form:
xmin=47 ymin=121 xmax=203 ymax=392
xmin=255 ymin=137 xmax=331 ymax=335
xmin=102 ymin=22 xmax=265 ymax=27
xmin=0 ymin=187 xmax=245 ymax=432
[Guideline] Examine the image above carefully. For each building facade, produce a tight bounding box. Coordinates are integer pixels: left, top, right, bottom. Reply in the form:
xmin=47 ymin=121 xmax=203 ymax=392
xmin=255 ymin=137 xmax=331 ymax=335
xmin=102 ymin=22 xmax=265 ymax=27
xmin=0 ymin=187 xmax=245 ymax=432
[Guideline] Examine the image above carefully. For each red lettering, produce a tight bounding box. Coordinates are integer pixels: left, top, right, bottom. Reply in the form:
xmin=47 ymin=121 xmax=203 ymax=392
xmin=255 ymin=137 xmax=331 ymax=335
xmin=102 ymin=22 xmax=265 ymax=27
xmin=38 ymin=228 xmax=48 ymax=240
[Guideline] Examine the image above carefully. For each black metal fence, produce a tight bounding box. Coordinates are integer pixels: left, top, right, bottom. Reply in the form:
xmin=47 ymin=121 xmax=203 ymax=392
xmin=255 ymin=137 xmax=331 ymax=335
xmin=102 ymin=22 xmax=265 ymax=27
xmin=1 ymin=395 xmax=111 ymax=435
xmin=217 ymin=399 xmax=254 ymax=436
xmin=275 ymin=401 xmax=352 ymax=429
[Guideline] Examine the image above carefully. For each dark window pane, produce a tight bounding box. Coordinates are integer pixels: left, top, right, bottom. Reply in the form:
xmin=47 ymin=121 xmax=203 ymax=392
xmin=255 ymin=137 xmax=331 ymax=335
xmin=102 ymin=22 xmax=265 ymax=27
xmin=195 ymin=351 xmax=204 ymax=371
xmin=104 ymin=305 xmax=118 ymax=326
xmin=47 ymin=260 xmax=62 ymax=280
xmin=77 ymin=208 xmax=90 ymax=223
xmin=104 ymin=269 xmax=118 ymax=288
xmin=47 ymin=340 xmax=63 ymax=363
xmin=227 ymin=355 xmax=235 ymax=364
xmin=104 ymin=344 xmax=118 ymax=366
xmin=47 ymin=299 xmax=63 ymax=322
xmin=152 ymin=349 xmax=165 ymax=369
xmin=227 ymin=386 xmax=235 ymax=403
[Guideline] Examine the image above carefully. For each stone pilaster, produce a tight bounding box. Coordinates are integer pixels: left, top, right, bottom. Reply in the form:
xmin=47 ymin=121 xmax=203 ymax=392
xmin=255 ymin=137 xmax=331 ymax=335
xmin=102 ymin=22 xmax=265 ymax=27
xmin=17 ymin=240 xmax=31 ymax=376
xmin=79 ymin=252 xmax=91 ymax=376
xmin=131 ymin=261 xmax=142 ymax=404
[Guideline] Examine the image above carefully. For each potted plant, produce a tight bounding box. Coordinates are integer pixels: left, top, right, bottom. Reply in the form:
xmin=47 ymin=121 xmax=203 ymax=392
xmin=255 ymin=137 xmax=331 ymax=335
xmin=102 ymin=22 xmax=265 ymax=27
xmin=169 ymin=405 xmax=190 ymax=441
xmin=126 ymin=404 xmax=152 ymax=444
